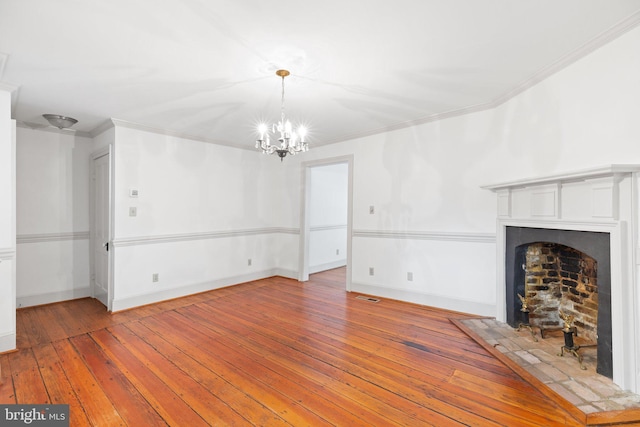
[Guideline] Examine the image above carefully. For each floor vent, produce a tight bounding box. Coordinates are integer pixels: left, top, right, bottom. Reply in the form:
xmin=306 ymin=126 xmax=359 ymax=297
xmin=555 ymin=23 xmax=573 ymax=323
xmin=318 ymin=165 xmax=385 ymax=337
xmin=356 ymin=295 xmax=380 ymax=303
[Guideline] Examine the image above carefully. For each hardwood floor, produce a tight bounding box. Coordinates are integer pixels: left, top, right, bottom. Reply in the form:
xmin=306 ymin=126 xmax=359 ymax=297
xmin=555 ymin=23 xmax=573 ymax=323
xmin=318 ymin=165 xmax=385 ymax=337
xmin=1 ymin=268 xmax=584 ymax=426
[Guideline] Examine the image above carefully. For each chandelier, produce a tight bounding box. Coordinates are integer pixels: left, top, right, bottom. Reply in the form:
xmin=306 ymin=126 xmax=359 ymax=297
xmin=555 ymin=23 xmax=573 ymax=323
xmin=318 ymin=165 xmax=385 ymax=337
xmin=256 ymin=69 xmax=309 ymax=161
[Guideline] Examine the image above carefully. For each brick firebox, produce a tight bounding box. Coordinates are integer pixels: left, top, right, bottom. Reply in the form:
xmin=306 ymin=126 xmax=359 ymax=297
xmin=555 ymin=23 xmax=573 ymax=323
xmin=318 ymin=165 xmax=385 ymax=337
xmin=525 ymin=243 xmax=598 ymax=344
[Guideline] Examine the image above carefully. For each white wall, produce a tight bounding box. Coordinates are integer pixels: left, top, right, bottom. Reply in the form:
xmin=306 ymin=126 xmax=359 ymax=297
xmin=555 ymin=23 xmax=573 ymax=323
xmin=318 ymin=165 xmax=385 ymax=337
xmin=276 ymin=24 xmax=640 ymax=316
xmin=0 ymin=88 xmax=16 ymax=352
xmin=15 ymin=126 xmax=93 ymax=307
xmin=8 ymin=22 xmax=640 ymax=323
xmin=109 ymin=125 xmax=292 ymax=310
xmin=308 ymin=163 xmax=348 ymax=273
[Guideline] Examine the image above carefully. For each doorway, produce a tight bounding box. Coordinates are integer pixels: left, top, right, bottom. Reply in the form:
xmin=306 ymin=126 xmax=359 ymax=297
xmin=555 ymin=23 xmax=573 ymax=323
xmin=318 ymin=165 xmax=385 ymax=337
xmin=299 ymin=156 xmax=353 ymax=290
xmin=91 ymin=149 xmax=111 ymax=309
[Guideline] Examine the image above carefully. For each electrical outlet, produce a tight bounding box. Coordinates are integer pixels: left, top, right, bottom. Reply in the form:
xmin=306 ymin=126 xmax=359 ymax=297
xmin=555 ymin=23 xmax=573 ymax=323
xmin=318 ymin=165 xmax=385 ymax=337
xmin=129 ymin=207 xmax=137 ymax=217
xmin=369 ymin=205 xmax=375 ymax=214
xmin=369 ymin=267 xmax=374 ymax=276
xmin=407 ymin=272 xmax=413 ymax=281
xmin=248 ymin=258 xmax=252 ymax=266
xmin=336 ymin=249 xmax=340 ymax=255
xmin=152 ymin=273 xmax=159 ymax=282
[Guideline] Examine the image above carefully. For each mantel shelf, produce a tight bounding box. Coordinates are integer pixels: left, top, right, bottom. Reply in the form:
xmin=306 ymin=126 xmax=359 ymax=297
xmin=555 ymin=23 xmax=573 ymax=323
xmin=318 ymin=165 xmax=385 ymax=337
xmin=482 ymin=164 xmax=640 ymax=192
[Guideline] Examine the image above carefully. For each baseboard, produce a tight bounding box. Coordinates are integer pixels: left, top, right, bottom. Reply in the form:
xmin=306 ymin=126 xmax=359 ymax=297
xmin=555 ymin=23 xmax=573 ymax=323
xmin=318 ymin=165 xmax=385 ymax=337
xmin=350 ymin=282 xmax=495 ymax=317
xmin=309 ymin=260 xmax=346 ymax=274
xmin=111 ymin=269 xmax=287 ymax=312
xmin=0 ymin=332 xmax=16 ymax=353
xmin=17 ymin=287 xmax=92 ymax=308
xmin=272 ymin=268 xmax=298 ymax=280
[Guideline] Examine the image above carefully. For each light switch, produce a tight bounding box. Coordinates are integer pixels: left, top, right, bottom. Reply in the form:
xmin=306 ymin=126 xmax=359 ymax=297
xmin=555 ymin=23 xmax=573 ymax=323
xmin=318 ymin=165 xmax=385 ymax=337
xmin=129 ymin=207 xmax=137 ymax=217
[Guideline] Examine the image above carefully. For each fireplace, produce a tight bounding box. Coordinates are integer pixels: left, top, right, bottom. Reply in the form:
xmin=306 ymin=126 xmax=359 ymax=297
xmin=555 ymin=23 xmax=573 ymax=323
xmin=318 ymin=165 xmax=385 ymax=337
xmin=504 ymin=226 xmax=612 ymax=378
xmin=484 ymin=165 xmax=640 ymax=394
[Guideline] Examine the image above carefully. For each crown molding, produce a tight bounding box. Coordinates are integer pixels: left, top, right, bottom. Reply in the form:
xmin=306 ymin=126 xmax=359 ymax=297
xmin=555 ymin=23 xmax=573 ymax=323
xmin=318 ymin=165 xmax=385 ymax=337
xmin=0 ymin=52 xmax=8 ymax=81
xmin=0 ymin=81 xmax=18 ymax=93
xmin=491 ymin=10 xmax=640 ymax=108
xmin=316 ymin=101 xmax=495 ymax=146
xmin=319 ymin=11 xmax=640 ymax=147
xmin=16 ymin=120 xmax=93 ymax=138
xmin=104 ymin=118 xmax=253 ymax=151
xmin=89 ymin=119 xmax=115 ymax=138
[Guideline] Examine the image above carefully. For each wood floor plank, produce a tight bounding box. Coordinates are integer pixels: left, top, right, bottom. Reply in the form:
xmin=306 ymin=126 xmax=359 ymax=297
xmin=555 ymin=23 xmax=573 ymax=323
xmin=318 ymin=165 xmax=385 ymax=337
xmin=105 ymin=323 xmax=251 ymax=426
xmin=31 ymin=343 xmax=92 ymax=426
xmin=156 ymin=309 xmax=412 ymax=427
xmin=32 ymin=304 xmax=75 ymax=344
xmin=69 ymin=334 xmax=167 ymax=427
xmin=7 ymin=268 xmax=597 ymax=426
xmin=193 ymin=299 xmax=533 ymax=426
xmin=51 ymin=339 xmax=125 ymax=426
xmin=123 ymin=320 xmax=292 ymax=427
xmin=178 ymin=303 xmax=475 ymax=426
xmin=17 ymin=307 xmax=51 ymax=348
xmin=89 ymin=328 xmax=210 ymax=427
xmin=8 ymin=348 xmax=49 ymax=404
xmin=0 ymin=354 xmax=16 ymax=403
xmin=139 ymin=313 xmax=344 ymax=426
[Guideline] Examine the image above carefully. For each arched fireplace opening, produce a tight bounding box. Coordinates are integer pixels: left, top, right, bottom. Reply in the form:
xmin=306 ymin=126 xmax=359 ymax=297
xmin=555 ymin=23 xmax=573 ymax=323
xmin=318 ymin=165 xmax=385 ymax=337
xmin=505 ymin=226 xmax=611 ymax=378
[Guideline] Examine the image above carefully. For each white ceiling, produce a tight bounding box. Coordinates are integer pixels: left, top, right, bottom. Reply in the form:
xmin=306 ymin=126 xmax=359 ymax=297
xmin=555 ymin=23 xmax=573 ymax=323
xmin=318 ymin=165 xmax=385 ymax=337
xmin=1 ymin=1 xmax=640 ymax=148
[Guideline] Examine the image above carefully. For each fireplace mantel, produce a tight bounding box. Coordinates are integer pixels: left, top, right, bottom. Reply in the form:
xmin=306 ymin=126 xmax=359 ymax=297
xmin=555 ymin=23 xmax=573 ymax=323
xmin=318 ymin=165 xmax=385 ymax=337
xmin=484 ymin=164 xmax=640 ymax=394
xmin=483 ymin=164 xmax=640 ymax=192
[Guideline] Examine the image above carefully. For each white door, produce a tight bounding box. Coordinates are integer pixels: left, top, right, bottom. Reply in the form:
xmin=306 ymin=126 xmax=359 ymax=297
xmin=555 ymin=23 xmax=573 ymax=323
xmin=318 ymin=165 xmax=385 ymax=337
xmin=92 ymin=152 xmax=110 ymax=308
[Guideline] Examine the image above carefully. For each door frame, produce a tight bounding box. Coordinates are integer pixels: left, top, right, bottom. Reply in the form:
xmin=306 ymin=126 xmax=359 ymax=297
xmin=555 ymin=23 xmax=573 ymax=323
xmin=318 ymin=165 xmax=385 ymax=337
xmin=89 ymin=146 xmax=113 ymax=311
xmin=298 ymin=155 xmax=354 ymax=291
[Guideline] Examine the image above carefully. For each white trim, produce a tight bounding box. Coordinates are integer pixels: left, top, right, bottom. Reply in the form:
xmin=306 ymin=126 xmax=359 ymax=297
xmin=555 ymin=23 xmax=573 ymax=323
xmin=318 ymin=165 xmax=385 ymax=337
xmin=350 ymin=282 xmax=495 ymax=317
xmin=273 ymin=268 xmax=298 ymax=280
xmin=105 ymin=118 xmax=250 ymax=151
xmin=17 ymin=287 xmax=91 ymax=308
xmin=111 ymin=269 xmax=282 ymax=312
xmin=90 ymin=119 xmax=115 ymax=138
xmin=112 ymin=227 xmax=299 ymax=247
xmin=90 ymin=146 xmax=113 ymax=311
xmin=17 ymin=231 xmax=90 ymax=244
xmin=16 ymin=121 xmax=92 ymax=138
xmin=310 ymin=224 xmax=347 ymax=232
xmin=317 ymin=13 xmax=640 ymax=147
xmin=309 ymin=260 xmax=347 ymax=274
xmin=353 ymin=229 xmax=495 ymax=244
xmin=0 ymin=332 xmax=16 ymax=354
xmin=496 ymin=218 xmax=635 ymax=393
xmin=492 ymin=10 xmax=640 ymax=108
xmin=483 ymin=164 xmax=640 ymax=191
xmin=0 ymin=81 xmax=18 ymax=93
xmin=317 ymin=102 xmax=495 ymax=146
xmin=299 ymin=155 xmax=354 ymax=291
xmin=0 ymin=247 xmax=14 ymax=260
